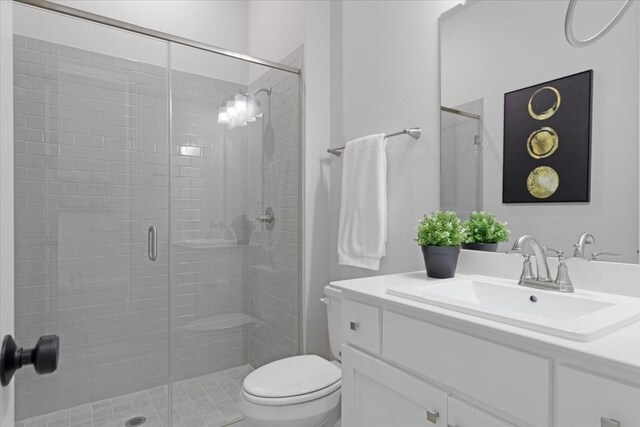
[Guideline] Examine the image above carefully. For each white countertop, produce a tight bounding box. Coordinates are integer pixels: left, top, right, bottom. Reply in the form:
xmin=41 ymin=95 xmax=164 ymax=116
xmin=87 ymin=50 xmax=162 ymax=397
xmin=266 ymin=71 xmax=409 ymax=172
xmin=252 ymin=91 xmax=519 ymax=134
xmin=330 ymin=271 xmax=640 ymax=379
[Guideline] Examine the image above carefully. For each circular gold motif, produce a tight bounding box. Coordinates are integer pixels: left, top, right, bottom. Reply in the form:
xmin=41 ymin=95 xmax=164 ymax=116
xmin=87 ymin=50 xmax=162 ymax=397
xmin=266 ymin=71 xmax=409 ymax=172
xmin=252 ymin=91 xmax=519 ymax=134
xmin=527 ymin=166 xmax=559 ymax=199
xmin=527 ymin=127 xmax=559 ymax=159
xmin=528 ymin=86 xmax=561 ymax=120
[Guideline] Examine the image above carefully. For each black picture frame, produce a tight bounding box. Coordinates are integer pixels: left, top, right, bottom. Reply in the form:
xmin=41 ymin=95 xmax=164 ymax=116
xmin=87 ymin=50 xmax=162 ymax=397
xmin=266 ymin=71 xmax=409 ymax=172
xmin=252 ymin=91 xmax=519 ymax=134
xmin=502 ymin=70 xmax=593 ymax=203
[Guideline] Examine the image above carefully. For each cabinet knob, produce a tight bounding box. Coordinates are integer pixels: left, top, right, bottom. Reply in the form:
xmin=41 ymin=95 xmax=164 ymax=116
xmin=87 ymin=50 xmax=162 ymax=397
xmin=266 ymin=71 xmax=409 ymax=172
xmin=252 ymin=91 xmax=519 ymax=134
xmin=601 ymin=418 xmax=621 ymax=427
xmin=427 ymin=410 xmax=439 ymax=424
xmin=349 ymin=321 xmax=359 ymax=331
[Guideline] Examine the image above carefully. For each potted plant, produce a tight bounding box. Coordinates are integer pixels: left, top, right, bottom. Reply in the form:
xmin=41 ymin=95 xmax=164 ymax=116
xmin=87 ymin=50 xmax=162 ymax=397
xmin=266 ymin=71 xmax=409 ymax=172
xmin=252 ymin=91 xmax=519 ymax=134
xmin=416 ymin=211 xmax=465 ymax=279
xmin=461 ymin=211 xmax=510 ymax=252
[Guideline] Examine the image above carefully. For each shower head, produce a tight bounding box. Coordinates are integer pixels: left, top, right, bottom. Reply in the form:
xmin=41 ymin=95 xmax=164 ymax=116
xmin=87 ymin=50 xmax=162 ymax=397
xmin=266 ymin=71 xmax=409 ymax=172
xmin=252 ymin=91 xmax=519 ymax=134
xmin=218 ymin=86 xmax=271 ymax=126
xmin=254 ymin=86 xmax=272 ymax=97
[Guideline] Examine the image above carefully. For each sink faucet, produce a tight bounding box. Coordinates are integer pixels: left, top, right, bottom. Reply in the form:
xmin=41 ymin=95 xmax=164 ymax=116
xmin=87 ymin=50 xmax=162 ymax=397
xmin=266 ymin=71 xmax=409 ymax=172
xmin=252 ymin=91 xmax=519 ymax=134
xmin=573 ymin=232 xmax=622 ymax=261
xmin=511 ymin=235 xmax=574 ymax=293
xmin=512 ymin=235 xmax=552 ymax=283
xmin=573 ymin=232 xmax=596 ymax=258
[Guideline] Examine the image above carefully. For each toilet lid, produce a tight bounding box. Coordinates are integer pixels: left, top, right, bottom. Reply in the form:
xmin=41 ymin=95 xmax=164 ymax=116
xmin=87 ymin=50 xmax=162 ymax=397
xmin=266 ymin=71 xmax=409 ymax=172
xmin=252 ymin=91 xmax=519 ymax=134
xmin=243 ymin=355 xmax=341 ymax=398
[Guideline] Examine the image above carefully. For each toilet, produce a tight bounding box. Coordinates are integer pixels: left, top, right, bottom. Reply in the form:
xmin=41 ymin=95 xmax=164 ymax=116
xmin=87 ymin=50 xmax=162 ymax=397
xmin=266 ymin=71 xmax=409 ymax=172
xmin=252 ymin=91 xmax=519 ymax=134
xmin=238 ymin=285 xmax=343 ymax=427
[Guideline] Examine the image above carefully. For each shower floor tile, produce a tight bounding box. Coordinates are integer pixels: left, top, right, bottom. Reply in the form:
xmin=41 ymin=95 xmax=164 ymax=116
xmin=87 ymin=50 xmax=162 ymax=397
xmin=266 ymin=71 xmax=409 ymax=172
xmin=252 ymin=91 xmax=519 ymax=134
xmin=16 ymin=365 xmax=254 ymax=427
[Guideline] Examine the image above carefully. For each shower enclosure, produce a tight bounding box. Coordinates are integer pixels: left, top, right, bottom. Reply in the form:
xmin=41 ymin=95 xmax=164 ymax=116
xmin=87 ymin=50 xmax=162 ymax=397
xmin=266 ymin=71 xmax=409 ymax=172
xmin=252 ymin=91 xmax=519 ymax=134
xmin=440 ymin=103 xmax=483 ymax=221
xmin=10 ymin=2 xmax=301 ymax=426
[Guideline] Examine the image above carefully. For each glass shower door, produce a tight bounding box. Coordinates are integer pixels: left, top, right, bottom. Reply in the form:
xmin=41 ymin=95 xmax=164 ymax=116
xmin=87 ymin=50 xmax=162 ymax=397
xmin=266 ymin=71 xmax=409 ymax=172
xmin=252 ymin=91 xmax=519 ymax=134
xmin=168 ymin=43 xmax=301 ymax=426
xmin=13 ymin=5 xmax=170 ymax=426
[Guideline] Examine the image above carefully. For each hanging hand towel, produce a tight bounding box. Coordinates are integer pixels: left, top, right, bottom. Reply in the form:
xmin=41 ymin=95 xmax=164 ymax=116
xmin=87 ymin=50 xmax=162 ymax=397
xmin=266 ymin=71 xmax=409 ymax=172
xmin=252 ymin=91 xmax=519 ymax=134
xmin=338 ymin=134 xmax=387 ymax=270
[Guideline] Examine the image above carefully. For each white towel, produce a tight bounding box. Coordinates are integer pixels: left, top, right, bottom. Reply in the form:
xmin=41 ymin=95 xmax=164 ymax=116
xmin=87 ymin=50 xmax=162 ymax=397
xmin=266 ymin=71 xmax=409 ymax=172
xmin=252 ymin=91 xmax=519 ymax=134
xmin=338 ymin=134 xmax=387 ymax=270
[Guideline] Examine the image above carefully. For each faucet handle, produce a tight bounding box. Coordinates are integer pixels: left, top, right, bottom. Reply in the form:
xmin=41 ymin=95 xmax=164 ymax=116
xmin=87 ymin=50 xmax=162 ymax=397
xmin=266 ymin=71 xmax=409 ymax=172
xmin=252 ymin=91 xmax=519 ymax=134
xmin=519 ymin=254 xmax=535 ymax=283
xmin=554 ymin=259 xmax=575 ymax=292
xmin=543 ymin=247 xmax=564 ymax=258
xmin=590 ymin=252 xmax=622 ymax=261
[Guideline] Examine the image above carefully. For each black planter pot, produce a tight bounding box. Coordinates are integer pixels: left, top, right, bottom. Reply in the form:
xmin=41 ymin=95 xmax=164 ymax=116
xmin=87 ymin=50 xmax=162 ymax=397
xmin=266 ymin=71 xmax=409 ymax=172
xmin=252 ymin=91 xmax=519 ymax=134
xmin=421 ymin=245 xmax=461 ymax=279
xmin=461 ymin=242 xmax=499 ymax=252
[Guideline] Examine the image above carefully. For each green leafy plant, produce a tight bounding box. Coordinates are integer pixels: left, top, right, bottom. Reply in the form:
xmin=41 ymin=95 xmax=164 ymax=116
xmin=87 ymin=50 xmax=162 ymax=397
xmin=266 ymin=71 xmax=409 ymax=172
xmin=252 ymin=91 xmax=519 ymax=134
xmin=416 ymin=211 xmax=465 ymax=247
xmin=462 ymin=211 xmax=510 ymax=244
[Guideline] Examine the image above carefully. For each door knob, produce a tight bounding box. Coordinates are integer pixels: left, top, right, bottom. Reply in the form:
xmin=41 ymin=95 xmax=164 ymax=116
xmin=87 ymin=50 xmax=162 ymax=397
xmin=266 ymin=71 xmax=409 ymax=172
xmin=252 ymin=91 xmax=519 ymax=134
xmin=0 ymin=334 xmax=59 ymax=386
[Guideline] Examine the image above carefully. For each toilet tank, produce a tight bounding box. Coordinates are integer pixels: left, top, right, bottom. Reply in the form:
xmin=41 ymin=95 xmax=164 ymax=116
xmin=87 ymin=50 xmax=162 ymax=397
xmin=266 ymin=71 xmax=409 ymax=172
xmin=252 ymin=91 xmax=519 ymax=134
xmin=323 ymin=285 xmax=343 ymax=361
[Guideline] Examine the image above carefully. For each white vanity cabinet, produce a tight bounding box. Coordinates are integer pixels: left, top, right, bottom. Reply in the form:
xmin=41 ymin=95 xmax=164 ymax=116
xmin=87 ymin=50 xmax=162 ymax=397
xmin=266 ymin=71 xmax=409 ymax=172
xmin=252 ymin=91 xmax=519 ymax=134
xmin=447 ymin=397 xmax=515 ymax=427
xmin=341 ymin=299 xmax=382 ymax=355
xmin=342 ymin=345 xmax=448 ymax=427
xmin=556 ymin=366 xmax=640 ymax=427
xmin=338 ymin=293 xmax=640 ymax=427
xmin=382 ymin=311 xmax=550 ymax=426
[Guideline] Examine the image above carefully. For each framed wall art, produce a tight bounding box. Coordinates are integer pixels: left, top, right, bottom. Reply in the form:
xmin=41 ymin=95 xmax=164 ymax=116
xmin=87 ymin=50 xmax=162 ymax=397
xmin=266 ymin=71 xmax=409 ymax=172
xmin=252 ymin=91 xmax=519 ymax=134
xmin=503 ymin=70 xmax=593 ymax=203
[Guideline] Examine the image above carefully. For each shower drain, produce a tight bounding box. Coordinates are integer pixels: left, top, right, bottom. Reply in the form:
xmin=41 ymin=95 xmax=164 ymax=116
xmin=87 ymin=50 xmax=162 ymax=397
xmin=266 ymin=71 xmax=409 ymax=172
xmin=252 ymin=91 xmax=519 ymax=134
xmin=125 ymin=416 xmax=147 ymax=427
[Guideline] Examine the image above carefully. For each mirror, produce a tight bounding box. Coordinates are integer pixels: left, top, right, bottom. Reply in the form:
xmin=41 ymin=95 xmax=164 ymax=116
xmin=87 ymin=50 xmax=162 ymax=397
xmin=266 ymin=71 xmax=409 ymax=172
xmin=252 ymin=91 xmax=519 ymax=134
xmin=440 ymin=0 xmax=639 ymax=263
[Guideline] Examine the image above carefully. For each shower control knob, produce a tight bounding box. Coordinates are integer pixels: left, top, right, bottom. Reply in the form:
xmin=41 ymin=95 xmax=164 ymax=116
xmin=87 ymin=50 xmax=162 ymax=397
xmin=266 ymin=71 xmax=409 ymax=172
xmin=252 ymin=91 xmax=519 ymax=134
xmin=256 ymin=207 xmax=276 ymax=230
xmin=0 ymin=334 xmax=59 ymax=386
xmin=257 ymin=213 xmax=274 ymax=223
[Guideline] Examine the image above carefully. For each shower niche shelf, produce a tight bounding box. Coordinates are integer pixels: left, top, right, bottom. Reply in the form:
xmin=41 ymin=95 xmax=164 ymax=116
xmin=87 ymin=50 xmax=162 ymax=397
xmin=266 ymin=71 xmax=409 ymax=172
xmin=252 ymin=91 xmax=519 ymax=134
xmin=184 ymin=313 xmax=262 ymax=334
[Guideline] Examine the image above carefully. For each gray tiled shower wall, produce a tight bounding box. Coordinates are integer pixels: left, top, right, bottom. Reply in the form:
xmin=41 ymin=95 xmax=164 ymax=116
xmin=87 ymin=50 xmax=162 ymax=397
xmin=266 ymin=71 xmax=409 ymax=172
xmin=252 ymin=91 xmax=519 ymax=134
xmin=13 ymin=34 xmax=300 ymax=421
xmin=248 ymin=48 xmax=301 ymax=369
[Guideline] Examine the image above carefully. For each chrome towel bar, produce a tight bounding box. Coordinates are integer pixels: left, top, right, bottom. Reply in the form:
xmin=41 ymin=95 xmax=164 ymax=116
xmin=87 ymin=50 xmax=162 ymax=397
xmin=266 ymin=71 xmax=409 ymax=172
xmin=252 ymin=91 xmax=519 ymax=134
xmin=327 ymin=127 xmax=422 ymax=157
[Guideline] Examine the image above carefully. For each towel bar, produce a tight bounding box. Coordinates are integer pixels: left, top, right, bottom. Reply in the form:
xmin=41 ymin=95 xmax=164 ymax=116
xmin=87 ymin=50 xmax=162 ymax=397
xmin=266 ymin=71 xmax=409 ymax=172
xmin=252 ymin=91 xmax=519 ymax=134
xmin=327 ymin=127 xmax=422 ymax=157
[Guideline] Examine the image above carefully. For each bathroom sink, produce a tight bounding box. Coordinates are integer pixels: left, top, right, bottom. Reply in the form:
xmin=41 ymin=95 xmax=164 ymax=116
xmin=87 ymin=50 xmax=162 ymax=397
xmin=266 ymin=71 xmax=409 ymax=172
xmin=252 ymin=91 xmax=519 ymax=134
xmin=387 ymin=275 xmax=640 ymax=342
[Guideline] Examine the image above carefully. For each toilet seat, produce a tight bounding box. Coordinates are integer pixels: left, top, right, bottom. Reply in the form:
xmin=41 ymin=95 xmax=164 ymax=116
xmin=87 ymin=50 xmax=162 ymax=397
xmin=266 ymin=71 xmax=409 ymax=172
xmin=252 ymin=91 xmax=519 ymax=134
xmin=242 ymin=379 xmax=341 ymax=406
xmin=242 ymin=355 xmax=341 ymax=406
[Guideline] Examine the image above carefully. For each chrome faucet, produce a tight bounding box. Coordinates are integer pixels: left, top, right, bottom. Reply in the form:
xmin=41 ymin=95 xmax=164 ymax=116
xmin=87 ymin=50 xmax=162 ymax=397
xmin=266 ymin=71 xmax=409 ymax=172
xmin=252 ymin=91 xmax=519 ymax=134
xmin=511 ymin=235 xmax=574 ymax=293
xmin=573 ymin=232 xmax=622 ymax=261
xmin=512 ymin=235 xmax=553 ymax=283
xmin=573 ymin=232 xmax=596 ymax=258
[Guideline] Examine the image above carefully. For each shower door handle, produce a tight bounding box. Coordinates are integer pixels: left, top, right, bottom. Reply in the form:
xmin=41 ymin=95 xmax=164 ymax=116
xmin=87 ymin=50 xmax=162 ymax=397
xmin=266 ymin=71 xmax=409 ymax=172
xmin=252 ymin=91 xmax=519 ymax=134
xmin=148 ymin=226 xmax=158 ymax=261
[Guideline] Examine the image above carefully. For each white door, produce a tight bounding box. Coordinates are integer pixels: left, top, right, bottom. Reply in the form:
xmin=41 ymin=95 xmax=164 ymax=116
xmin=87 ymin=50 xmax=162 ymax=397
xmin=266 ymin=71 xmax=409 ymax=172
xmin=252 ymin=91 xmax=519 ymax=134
xmin=0 ymin=0 xmax=15 ymax=425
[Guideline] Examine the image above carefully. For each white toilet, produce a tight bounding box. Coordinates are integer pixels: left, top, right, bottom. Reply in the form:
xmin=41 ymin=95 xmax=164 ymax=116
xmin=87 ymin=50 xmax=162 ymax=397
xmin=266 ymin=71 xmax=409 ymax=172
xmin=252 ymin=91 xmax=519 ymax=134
xmin=238 ymin=285 xmax=343 ymax=427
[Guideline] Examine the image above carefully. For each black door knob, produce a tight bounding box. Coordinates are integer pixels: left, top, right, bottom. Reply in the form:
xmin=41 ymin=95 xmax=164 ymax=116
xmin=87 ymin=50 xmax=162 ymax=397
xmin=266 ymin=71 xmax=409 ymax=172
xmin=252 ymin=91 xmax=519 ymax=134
xmin=0 ymin=334 xmax=59 ymax=386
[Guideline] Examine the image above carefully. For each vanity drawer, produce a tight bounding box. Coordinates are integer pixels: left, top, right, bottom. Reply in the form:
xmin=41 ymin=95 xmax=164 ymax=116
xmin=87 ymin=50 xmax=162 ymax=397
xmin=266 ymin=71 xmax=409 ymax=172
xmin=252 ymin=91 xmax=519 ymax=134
xmin=556 ymin=366 xmax=640 ymax=427
xmin=342 ymin=299 xmax=381 ymax=355
xmin=448 ymin=397 xmax=514 ymax=427
xmin=383 ymin=311 xmax=550 ymax=427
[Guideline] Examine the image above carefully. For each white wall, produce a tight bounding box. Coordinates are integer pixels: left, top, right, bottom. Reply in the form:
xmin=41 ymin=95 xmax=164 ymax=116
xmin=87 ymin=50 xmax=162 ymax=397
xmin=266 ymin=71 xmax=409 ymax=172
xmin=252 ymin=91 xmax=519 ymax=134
xmin=329 ymin=0 xmax=460 ymax=283
xmin=247 ymin=0 xmax=305 ymax=82
xmin=0 ymin=1 xmax=15 ymax=425
xmin=442 ymin=0 xmax=640 ymax=263
xmin=300 ymin=3 xmax=332 ymax=358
